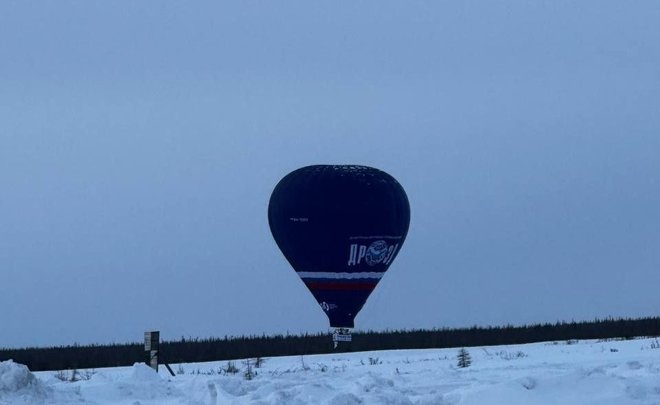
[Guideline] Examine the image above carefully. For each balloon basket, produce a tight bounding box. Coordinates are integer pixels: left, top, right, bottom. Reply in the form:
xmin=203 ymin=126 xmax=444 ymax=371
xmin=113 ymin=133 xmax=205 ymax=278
xmin=332 ymin=328 xmax=352 ymax=349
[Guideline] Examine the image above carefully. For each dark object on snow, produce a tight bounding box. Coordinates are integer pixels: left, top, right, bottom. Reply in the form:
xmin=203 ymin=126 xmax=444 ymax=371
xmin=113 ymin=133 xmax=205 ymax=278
xmin=457 ymin=348 xmax=472 ymax=368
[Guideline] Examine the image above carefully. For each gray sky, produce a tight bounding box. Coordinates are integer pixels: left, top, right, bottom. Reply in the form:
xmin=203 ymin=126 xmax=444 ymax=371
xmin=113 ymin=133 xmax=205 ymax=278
xmin=2 ymin=1 xmax=659 ymax=348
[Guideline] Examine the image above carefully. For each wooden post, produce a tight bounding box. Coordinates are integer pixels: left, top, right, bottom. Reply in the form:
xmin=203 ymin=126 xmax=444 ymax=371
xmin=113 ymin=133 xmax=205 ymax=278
xmin=144 ymin=331 xmax=160 ymax=371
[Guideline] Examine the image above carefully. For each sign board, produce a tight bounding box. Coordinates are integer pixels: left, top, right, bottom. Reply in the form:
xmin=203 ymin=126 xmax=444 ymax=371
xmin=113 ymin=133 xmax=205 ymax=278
xmin=144 ymin=331 xmax=160 ymax=371
xmin=144 ymin=331 xmax=160 ymax=351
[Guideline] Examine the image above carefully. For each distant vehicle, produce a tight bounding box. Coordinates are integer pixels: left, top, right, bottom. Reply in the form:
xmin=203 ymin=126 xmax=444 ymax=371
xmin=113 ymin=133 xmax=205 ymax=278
xmin=268 ymin=165 xmax=410 ymax=346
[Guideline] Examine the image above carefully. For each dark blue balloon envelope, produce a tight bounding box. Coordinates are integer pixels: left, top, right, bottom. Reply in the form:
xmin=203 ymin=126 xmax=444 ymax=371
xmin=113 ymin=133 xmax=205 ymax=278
xmin=268 ymin=165 xmax=410 ymax=329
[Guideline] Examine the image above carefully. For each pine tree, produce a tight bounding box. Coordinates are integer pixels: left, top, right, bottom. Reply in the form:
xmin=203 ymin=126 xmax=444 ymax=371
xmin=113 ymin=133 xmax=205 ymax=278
xmin=456 ymin=348 xmax=471 ymax=368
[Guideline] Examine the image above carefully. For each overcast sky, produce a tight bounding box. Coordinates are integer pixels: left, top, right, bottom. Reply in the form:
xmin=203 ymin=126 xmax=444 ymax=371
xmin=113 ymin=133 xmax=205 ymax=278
xmin=2 ymin=1 xmax=659 ymax=348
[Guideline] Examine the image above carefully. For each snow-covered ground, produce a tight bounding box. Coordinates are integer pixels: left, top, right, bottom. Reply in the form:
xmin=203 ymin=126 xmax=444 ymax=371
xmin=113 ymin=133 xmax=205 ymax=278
xmin=3 ymin=337 xmax=660 ymax=404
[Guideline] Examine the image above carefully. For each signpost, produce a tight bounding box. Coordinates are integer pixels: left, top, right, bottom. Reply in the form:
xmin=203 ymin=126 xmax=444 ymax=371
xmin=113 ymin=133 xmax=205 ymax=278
xmin=144 ymin=331 xmax=160 ymax=371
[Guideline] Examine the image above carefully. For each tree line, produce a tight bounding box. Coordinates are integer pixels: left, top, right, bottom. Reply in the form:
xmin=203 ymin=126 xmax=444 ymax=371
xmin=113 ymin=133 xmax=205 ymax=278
xmin=2 ymin=316 xmax=659 ymax=372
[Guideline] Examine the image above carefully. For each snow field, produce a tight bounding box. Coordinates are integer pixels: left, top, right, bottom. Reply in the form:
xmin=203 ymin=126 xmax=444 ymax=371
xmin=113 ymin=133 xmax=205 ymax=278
xmin=2 ymin=337 xmax=660 ymax=404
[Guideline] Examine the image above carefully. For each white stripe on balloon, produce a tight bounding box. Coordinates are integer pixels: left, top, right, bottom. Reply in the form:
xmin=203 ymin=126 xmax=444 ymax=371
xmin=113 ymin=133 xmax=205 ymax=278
xmin=297 ymin=272 xmax=384 ymax=280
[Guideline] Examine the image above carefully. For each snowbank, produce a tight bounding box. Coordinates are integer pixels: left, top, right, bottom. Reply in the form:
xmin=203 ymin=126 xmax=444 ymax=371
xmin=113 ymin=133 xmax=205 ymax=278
xmin=0 ymin=360 xmax=48 ymax=404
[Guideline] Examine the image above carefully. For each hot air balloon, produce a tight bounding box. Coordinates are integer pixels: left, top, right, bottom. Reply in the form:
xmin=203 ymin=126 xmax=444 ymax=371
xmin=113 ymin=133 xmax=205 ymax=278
xmin=268 ymin=165 xmax=410 ymax=346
